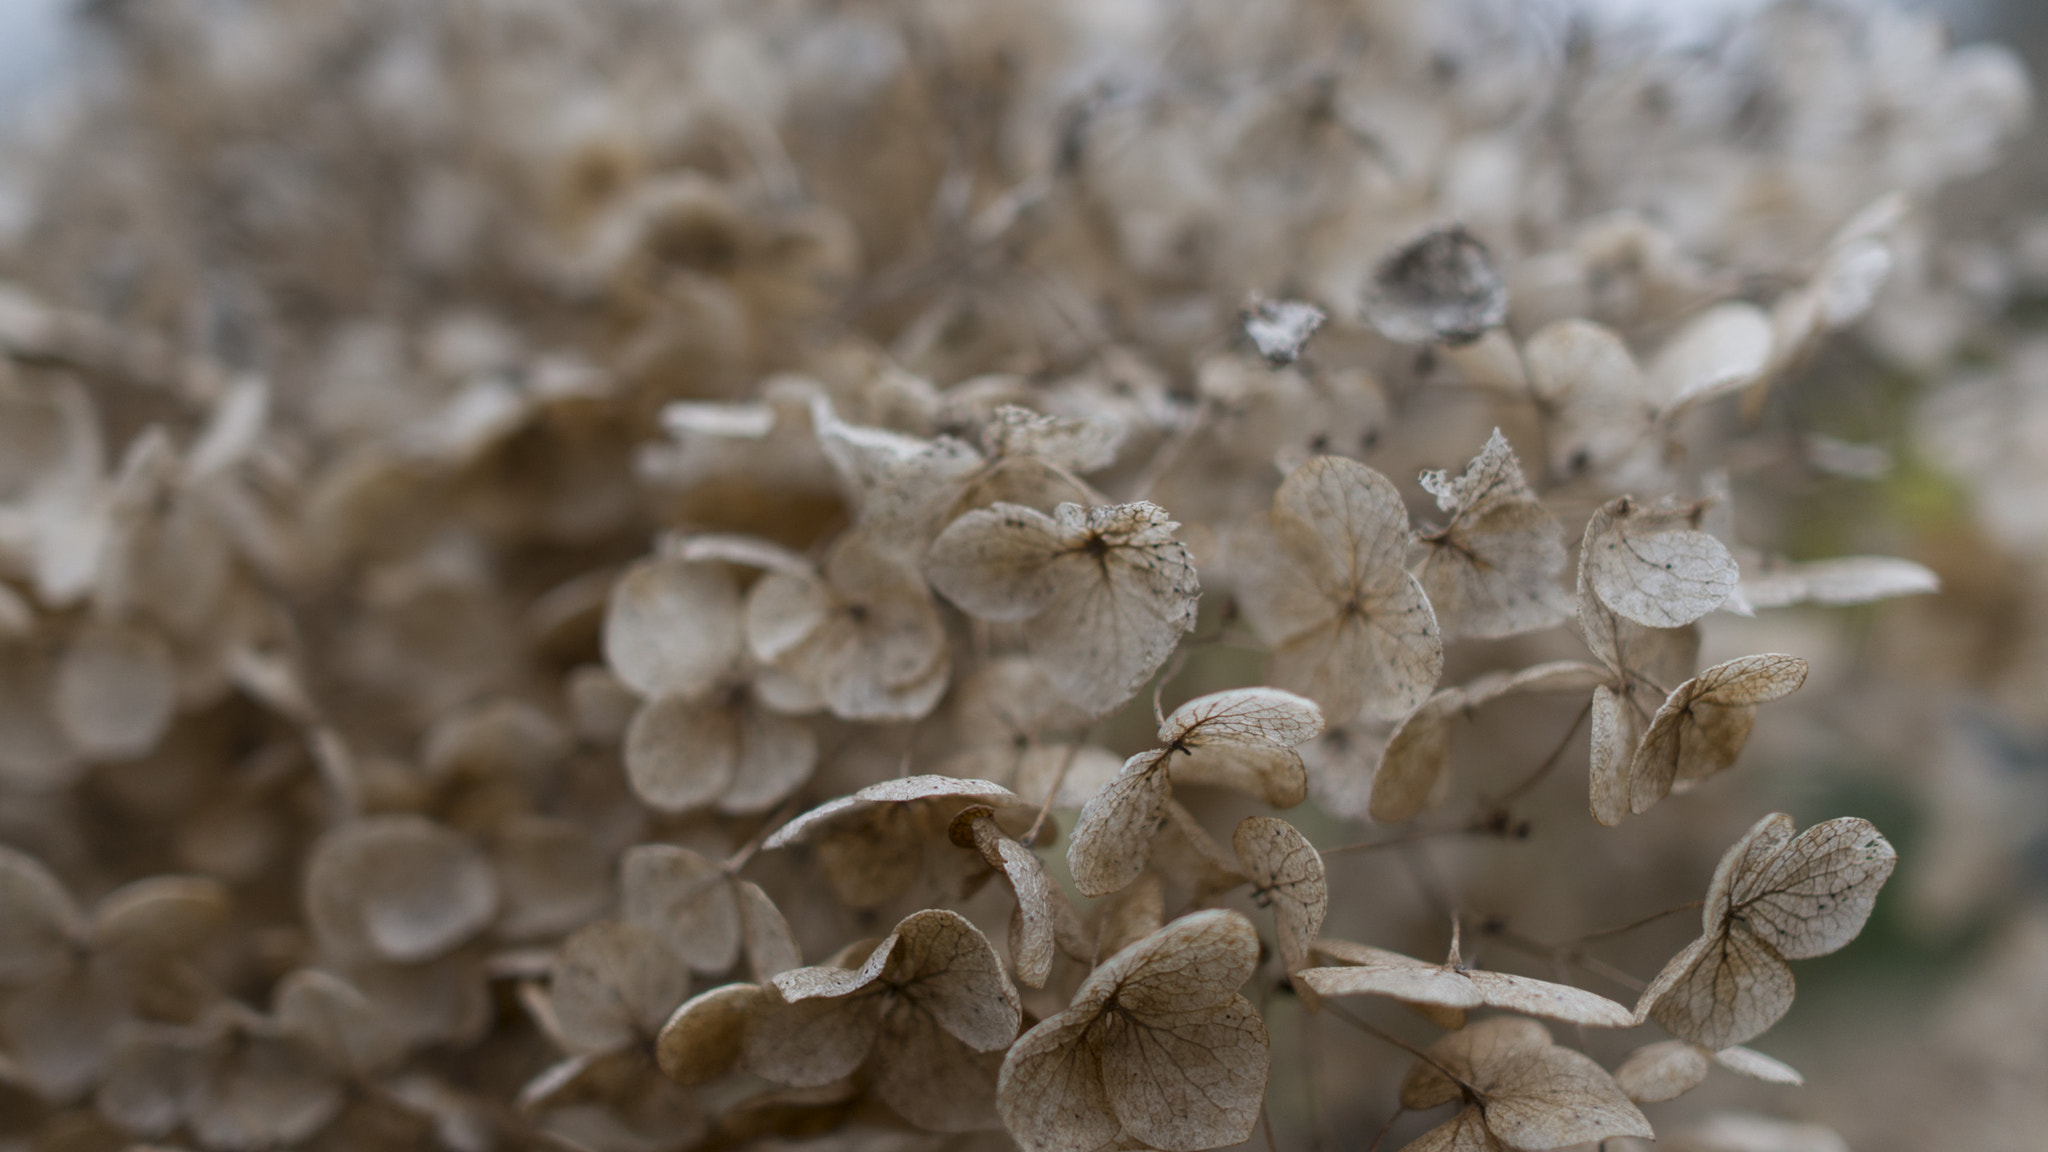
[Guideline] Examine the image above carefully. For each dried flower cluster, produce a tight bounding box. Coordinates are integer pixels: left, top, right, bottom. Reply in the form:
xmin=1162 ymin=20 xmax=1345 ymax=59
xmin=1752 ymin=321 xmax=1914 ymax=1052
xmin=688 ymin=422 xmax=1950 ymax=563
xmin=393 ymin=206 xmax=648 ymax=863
xmin=0 ymin=1 xmax=2028 ymax=1151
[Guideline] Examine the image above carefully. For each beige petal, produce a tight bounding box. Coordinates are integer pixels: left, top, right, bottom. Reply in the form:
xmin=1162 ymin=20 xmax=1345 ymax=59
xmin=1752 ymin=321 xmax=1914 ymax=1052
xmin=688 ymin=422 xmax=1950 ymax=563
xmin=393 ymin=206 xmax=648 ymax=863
xmin=812 ymin=398 xmax=984 ymax=549
xmin=997 ymin=1008 xmax=1120 ymax=1152
xmin=886 ymin=909 xmax=1021 ymax=1051
xmin=870 ymin=1003 xmax=1005 ymax=1132
xmin=305 ymin=817 xmax=498 ymax=963
xmin=0 ymin=845 xmax=80 ymax=983
xmin=1371 ymin=688 xmax=1464 ymax=824
xmin=1613 ymin=1040 xmax=1712 ymax=1103
xmin=1097 ymin=993 xmax=1269 ymax=1152
xmin=1170 ymin=743 xmax=1308 ymax=808
xmin=604 ymin=557 xmax=742 ymax=700
xmin=1359 ymin=226 xmax=1507 ymax=345
xmin=1415 ymin=1017 xmax=1651 ymax=1148
xmin=489 ymin=816 xmax=612 ymax=942
xmin=52 ymin=625 xmax=177 ymax=761
xmin=1068 ymin=753 xmax=1173 ymax=898
xmin=735 ymin=881 xmax=802 ymax=981
xmin=718 ymin=703 xmax=817 ymax=815
xmin=1523 ymin=319 xmax=1649 ymax=480
xmin=1583 ymin=497 xmax=1739 ymax=630
xmin=1021 ymin=504 xmax=1203 ymax=708
xmin=1399 ymin=1104 xmax=1503 ymax=1152
xmin=1232 ymin=817 xmax=1325 ymax=973
xmin=954 ymin=810 xmax=1064 ymax=989
xmin=766 ymin=775 xmax=1022 ymax=849
xmin=1161 ymin=688 xmax=1324 ymax=750
xmin=275 ymin=968 xmax=405 ymax=1077
xmin=1713 ymin=1045 xmax=1803 ymax=1085
xmin=925 ymin=503 xmax=1072 ymax=622
xmin=88 ymin=875 xmax=230 ymax=959
xmin=1738 ymin=817 xmax=1897 ymax=960
xmin=1300 ymin=948 xmax=1631 ymax=1027
xmin=1642 ymin=929 xmax=1796 ymax=1050
xmin=741 ymin=990 xmax=881 ymax=1088
xmin=190 ymin=1035 xmax=345 ymax=1151
xmin=1738 ymin=556 xmax=1939 ymax=609
xmin=623 ymin=696 xmax=738 ymax=813
xmin=1461 ymin=970 xmax=1634 ymax=1028
xmin=1627 ymin=655 xmax=1807 ymax=815
xmin=550 ymin=920 xmax=692 ymax=1053
xmin=1091 ymin=909 xmax=1262 ymax=1016
xmin=655 ymin=981 xmax=771 ymax=1085
xmin=1094 ymin=871 xmax=1166 ymax=961
xmin=1415 ymin=430 xmax=1571 ymax=639
xmin=1646 ymin=302 xmax=1774 ymax=415
xmin=620 ymin=844 xmax=740 ymax=976
xmin=981 ymin=405 xmax=1124 ymax=473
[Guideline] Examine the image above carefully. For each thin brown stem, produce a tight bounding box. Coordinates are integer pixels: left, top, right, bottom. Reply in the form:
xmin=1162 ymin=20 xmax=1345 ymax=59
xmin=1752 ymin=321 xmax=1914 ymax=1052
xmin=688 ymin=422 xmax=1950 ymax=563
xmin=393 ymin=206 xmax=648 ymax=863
xmin=725 ymin=794 xmax=805 ymax=875
xmin=1365 ymin=1106 xmax=1406 ymax=1152
xmin=1024 ymin=724 xmax=1099 ymax=846
xmin=1490 ymin=699 xmax=1593 ymax=807
xmin=1319 ymin=821 xmax=1487 ymax=856
xmin=1575 ymin=900 xmax=1703 ymax=944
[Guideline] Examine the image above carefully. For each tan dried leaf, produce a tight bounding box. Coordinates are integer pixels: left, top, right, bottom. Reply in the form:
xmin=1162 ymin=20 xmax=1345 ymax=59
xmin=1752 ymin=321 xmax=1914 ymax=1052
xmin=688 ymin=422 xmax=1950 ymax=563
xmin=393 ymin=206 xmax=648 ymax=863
xmin=1398 ymin=1016 xmax=1652 ymax=1149
xmin=927 ymin=501 xmax=1200 ymax=710
xmin=1583 ymin=497 xmax=1739 ymax=629
xmin=1301 ymin=940 xmax=1633 ymax=1027
xmin=1627 ymin=654 xmax=1808 ymax=815
xmin=997 ymin=910 xmax=1269 ymax=1152
xmin=604 ymin=557 xmax=743 ymax=701
xmin=1638 ymin=815 xmax=1897 ymax=1049
xmin=1238 ymin=457 xmax=1443 ymax=724
xmin=1414 ymin=430 xmax=1571 ymax=639
xmin=1232 ymin=817 xmax=1325 ymax=974
xmin=1359 ymin=226 xmax=1508 ymax=345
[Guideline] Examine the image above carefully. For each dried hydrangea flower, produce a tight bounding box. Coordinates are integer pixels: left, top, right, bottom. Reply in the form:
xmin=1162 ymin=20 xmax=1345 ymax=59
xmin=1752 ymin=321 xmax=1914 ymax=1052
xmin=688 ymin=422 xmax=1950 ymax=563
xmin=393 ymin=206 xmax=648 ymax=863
xmin=1068 ymin=688 xmax=1322 ymax=897
xmin=1236 ymin=456 xmax=1443 ymax=726
xmin=619 ymin=844 xmax=799 ymax=982
xmin=1637 ymin=814 xmax=1897 ymax=1049
xmin=997 ymin=910 xmax=1270 ymax=1152
xmin=1396 ymin=1016 xmax=1652 ymax=1151
xmin=746 ymin=530 xmax=952 ymax=722
xmin=1624 ymin=653 xmax=1808 ymax=817
xmin=950 ymin=805 xmax=1081 ymax=989
xmin=927 ymin=500 xmax=1200 ymax=712
xmin=303 ymin=816 xmax=499 ymax=965
xmin=662 ymin=909 xmax=1020 ymax=1132
xmin=1413 ymin=430 xmax=1571 ymax=640
xmin=765 ymin=775 xmax=1028 ymax=908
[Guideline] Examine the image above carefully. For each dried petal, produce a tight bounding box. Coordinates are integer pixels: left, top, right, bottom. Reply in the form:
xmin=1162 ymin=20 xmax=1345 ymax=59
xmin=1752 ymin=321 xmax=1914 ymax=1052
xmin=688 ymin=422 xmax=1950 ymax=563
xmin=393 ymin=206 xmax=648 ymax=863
xmin=1737 ymin=556 xmax=1939 ymax=609
xmin=52 ymin=625 xmax=177 ymax=761
xmin=928 ymin=501 xmax=1200 ymax=709
xmin=1583 ymin=497 xmax=1739 ymax=629
xmin=1524 ymin=320 xmax=1650 ymax=480
xmin=549 ymin=920 xmax=692 ymax=1053
xmin=1067 ymin=753 xmax=1172 ymax=898
xmin=1613 ymin=1040 xmax=1712 ymax=1103
xmin=1415 ymin=430 xmax=1571 ymax=639
xmin=656 ymin=982 xmax=771 ymax=1085
xmin=1300 ymin=941 xmax=1632 ymax=1027
xmin=1646 ymin=303 xmax=1775 ymax=415
xmin=1401 ymin=1017 xmax=1651 ymax=1148
xmin=604 ymin=557 xmax=743 ymax=701
xmin=1627 ymin=654 xmax=1808 ymax=815
xmin=1243 ymin=300 xmax=1326 ymax=366
xmin=1232 ymin=817 xmax=1325 ymax=974
xmin=1238 ymin=457 xmax=1442 ymax=724
xmin=304 ymin=817 xmax=499 ymax=964
xmin=0 ymin=846 xmax=79 ymax=983
xmin=1360 ymin=226 xmax=1507 ymax=345
xmin=620 ymin=845 xmax=739 ymax=976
